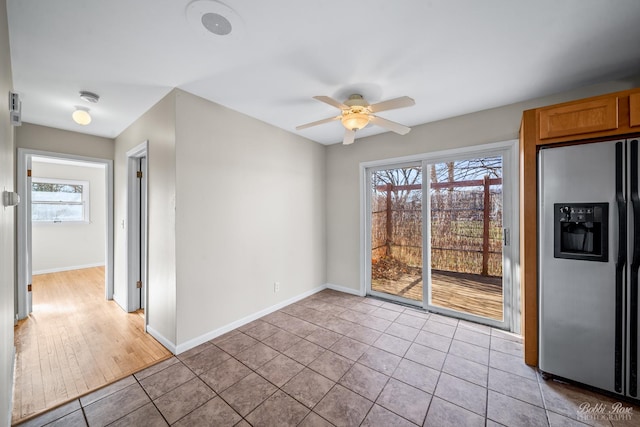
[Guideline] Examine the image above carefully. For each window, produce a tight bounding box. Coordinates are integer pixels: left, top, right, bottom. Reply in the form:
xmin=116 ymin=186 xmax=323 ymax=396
xmin=32 ymin=178 xmax=90 ymax=223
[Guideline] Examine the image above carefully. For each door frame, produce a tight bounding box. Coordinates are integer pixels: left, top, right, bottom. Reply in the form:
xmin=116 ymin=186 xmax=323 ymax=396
xmin=126 ymin=141 xmax=148 ymax=322
xmin=16 ymin=148 xmax=114 ymax=319
xmin=360 ymin=139 xmax=520 ymax=332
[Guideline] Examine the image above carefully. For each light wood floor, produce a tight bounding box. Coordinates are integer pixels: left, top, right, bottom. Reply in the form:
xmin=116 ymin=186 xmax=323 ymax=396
xmin=372 ymin=270 xmax=503 ymax=320
xmin=12 ymin=267 xmax=172 ymax=425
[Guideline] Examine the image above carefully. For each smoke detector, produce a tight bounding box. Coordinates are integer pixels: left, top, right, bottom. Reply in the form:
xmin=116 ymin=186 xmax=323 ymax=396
xmin=186 ymin=0 xmax=244 ymax=40
xmin=79 ymin=91 xmax=99 ymax=103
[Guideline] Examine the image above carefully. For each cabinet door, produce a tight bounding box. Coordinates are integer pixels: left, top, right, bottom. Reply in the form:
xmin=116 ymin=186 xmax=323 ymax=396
xmin=630 ymin=93 xmax=640 ymax=128
xmin=538 ymin=97 xmax=619 ymax=139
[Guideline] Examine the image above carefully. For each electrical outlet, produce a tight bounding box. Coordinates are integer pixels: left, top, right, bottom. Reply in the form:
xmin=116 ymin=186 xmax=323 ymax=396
xmin=274 ymin=282 xmax=280 ymax=293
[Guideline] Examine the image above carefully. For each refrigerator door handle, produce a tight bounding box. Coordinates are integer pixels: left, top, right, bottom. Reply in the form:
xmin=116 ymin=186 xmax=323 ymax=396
xmin=630 ymin=139 xmax=639 ymax=397
xmin=615 ymin=141 xmax=626 ymax=394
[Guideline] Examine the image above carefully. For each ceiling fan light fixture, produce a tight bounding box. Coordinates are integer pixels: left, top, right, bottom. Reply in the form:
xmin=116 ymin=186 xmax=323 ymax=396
xmin=297 ymin=93 xmax=414 ymax=143
xmin=72 ymin=107 xmax=91 ymax=125
xmin=341 ymin=112 xmax=370 ymax=131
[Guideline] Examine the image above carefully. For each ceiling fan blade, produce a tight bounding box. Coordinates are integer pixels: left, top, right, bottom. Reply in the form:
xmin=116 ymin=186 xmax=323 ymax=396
xmin=313 ymin=95 xmax=348 ymax=110
xmin=369 ymin=115 xmax=411 ymax=135
xmin=296 ymin=115 xmax=340 ymax=130
xmin=343 ymin=129 xmax=356 ymax=145
xmin=369 ymin=96 xmax=415 ymax=113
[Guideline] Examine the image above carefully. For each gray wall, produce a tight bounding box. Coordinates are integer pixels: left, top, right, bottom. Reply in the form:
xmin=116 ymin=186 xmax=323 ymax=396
xmin=326 ymin=76 xmax=640 ymax=293
xmin=174 ymin=90 xmax=326 ymax=346
xmin=15 ymin=123 xmax=114 ymax=160
xmin=112 ymin=89 xmax=326 ymax=350
xmin=114 ymin=90 xmax=177 ymax=344
xmin=0 ymin=0 xmax=14 ymax=424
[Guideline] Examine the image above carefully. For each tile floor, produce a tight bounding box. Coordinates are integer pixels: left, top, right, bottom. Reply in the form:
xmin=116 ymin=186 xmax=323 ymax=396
xmin=17 ymin=289 xmax=640 ymax=426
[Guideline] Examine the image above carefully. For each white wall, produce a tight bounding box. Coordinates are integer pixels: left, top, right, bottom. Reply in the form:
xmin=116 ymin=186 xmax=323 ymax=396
xmin=114 ymin=91 xmax=177 ymax=344
xmin=326 ymin=76 xmax=640 ymax=293
xmin=174 ymin=90 xmax=326 ymax=346
xmin=31 ymin=161 xmax=106 ymax=274
xmin=0 ymin=0 xmax=14 ymax=424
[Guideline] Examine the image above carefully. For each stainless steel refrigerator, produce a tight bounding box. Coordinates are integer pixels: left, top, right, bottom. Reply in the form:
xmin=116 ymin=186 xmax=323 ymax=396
xmin=539 ymin=138 xmax=639 ymax=400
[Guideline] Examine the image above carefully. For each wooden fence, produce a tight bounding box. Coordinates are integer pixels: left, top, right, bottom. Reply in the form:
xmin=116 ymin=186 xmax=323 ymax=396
xmin=372 ymin=176 xmax=503 ymax=277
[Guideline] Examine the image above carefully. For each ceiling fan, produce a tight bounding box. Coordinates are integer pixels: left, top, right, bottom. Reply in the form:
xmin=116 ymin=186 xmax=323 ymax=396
xmin=296 ymin=94 xmax=416 ymax=145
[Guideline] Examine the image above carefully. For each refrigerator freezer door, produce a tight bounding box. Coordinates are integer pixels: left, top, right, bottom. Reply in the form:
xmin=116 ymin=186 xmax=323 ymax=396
xmin=629 ymin=139 xmax=639 ymax=398
xmin=539 ymin=141 xmax=621 ymax=394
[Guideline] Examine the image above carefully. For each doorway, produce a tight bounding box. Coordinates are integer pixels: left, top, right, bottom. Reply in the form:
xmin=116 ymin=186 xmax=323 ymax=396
xmin=363 ymin=141 xmax=519 ymax=331
xmin=16 ymin=148 xmax=114 ymax=318
xmin=127 ymin=141 xmax=148 ymax=317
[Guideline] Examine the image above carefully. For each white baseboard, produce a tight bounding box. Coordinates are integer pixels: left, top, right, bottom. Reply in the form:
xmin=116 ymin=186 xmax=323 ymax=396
xmin=174 ymin=284 xmax=327 ymax=355
xmin=325 ymin=282 xmax=365 ymax=297
xmin=112 ymin=293 xmax=127 ymax=312
xmin=33 ymin=262 xmax=105 ymax=275
xmin=146 ymin=325 xmax=177 ymax=354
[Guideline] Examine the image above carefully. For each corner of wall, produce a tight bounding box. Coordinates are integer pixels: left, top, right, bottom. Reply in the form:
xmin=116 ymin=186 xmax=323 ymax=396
xmin=1 ymin=0 xmax=16 ymax=423
xmin=113 ymin=89 xmax=178 ymax=348
xmin=325 ymin=283 xmax=364 ymax=297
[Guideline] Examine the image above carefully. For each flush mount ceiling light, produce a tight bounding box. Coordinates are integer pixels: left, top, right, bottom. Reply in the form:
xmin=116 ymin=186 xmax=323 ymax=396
xmin=72 ymin=107 xmax=91 ymax=125
xmin=186 ymin=0 xmax=244 ymax=40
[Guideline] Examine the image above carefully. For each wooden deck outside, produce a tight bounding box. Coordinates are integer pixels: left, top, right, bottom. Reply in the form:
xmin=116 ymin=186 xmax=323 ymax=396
xmin=372 ymin=270 xmax=503 ymax=320
xmin=12 ymin=267 xmax=172 ymax=424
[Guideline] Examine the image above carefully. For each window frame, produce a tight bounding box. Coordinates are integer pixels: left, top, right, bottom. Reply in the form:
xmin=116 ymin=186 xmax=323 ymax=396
xmin=31 ymin=177 xmax=91 ymax=224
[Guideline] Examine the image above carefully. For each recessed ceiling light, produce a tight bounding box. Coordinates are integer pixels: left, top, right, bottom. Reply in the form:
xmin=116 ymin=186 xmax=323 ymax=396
xmin=186 ymin=0 xmax=244 ymax=40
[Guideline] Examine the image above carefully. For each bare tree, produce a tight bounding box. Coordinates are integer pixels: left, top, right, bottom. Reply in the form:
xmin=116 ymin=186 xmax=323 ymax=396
xmin=431 ymin=156 xmax=502 ymax=183
xmin=372 ymin=167 xmax=421 ymax=206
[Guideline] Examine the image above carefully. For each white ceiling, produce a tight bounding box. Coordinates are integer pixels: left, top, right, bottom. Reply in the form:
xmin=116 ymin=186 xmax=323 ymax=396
xmin=7 ymin=0 xmax=640 ymax=145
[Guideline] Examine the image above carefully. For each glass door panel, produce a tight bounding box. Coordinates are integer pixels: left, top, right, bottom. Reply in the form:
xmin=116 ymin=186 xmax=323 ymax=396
xmin=427 ymin=156 xmax=504 ymax=321
xmin=369 ymin=165 xmax=423 ymax=305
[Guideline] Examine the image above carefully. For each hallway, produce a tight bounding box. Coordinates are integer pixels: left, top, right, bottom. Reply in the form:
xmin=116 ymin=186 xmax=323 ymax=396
xmin=12 ymin=267 xmax=171 ymax=424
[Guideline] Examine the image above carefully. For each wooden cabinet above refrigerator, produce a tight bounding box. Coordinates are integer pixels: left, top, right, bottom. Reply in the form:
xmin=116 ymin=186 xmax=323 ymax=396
xmin=533 ymin=88 xmax=640 ymax=144
xmin=520 ymin=87 xmax=640 ymax=368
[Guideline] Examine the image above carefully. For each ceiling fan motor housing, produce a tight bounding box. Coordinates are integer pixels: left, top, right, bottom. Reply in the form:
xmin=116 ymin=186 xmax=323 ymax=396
xmin=344 ymin=94 xmax=370 ymax=111
xmin=341 ymin=94 xmax=372 ymax=130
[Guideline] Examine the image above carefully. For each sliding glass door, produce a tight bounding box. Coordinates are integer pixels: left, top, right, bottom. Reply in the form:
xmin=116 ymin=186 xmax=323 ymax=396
xmin=368 ymin=163 xmax=423 ymax=306
xmin=365 ymin=144 xmax=515 ymax=329
xmin=426 ymin=155 xmax=505 ymax=323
